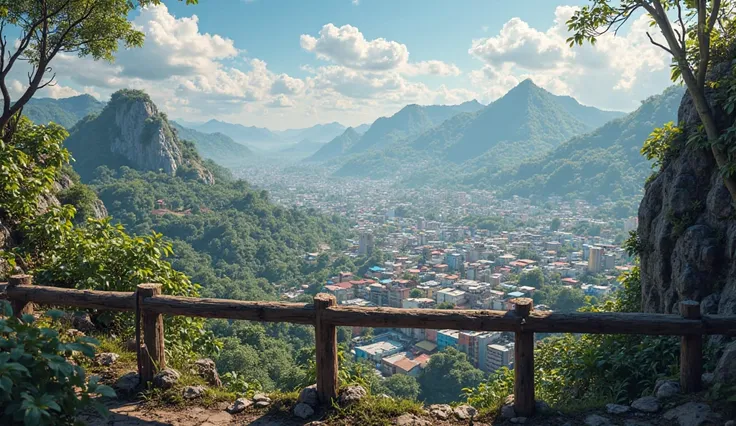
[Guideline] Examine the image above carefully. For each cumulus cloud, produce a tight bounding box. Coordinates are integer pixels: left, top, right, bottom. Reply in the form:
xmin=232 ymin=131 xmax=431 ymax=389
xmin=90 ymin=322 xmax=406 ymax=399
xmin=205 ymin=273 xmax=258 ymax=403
xmin=404 ymin=60 xmax=461 ymax=77
xmin=300 ymin=24 xmax=409 ymax=71
xmin=469 ymin=6 xmax=671 ymax=109
xmin=266 ymin=94 xmax=295 ymax=108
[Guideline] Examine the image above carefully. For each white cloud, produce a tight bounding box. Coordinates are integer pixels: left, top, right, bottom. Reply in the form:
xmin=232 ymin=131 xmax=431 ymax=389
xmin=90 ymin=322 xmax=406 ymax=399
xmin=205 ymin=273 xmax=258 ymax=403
xmin=266 ymin=94 xmax=295 ymax=108
xmin=301 ymin=24 xmax=409 ymax=71
xmin=469 ymin=6 xmax=671 ymax=109
xmin=404 ymin=60 xmax=461 ymax=77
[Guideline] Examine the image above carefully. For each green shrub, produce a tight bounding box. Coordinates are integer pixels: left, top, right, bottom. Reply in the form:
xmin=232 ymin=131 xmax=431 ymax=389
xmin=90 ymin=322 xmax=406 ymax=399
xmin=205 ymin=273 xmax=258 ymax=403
xmin=0 ymin=303 xmax=115 ymax=425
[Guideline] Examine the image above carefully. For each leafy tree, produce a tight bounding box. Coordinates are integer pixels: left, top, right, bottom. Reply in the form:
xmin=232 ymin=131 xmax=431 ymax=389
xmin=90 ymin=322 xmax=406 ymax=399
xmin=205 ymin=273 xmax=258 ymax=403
xmin=418 ymin=348 xmax=485 ymax=403
xmin=518 ymin=268 xmax=544 ymax=289
xmin=410 ymin=288 xmax=423 ymax=298
xmin=0 ymin=0 xmax=196 ymax=135
xmin=568 ymin=0 xmax=736 ymax=202
xmin=550 ymin=217 xmax=561 ymax=231
xmin=380 ymin=374 xmax=420 ymax=400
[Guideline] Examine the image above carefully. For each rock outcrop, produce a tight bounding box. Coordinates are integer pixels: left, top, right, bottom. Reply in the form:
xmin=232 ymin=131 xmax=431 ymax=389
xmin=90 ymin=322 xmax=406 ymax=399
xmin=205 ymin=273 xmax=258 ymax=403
xmin=65 ymin=89 xmax=214 ymax=185
xmin=639 ymin=61 xmax=736 ymax=318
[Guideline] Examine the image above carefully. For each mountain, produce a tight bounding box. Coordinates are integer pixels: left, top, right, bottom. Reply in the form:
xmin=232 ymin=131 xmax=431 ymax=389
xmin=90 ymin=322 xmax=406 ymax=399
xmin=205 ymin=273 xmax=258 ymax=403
xmin=354 ymin=123 xmax=370 ymax=134
xmin=195 ymin=119 xmax=282 ymax=148
xmin=279 ymin=138 xmax=326 ymax=156
xmin=275 ymin=122 xmax=346 ymax=144
xmin=171 ymin=122 xmax=253 ymax=168
xmin=478 ymin=86 xmax=685 ymax=202
xmin=306 ymin=127 xmax=362 ymax=162
xmin=24 ymin=94 xmax=104 ymax=128
xmin=333 ymin=80 xmax=616 ymax=179
xmin=345 ymin=100 xmax=485 ymax=155
xmin=64 ymin=89 xmax=213 ymax=184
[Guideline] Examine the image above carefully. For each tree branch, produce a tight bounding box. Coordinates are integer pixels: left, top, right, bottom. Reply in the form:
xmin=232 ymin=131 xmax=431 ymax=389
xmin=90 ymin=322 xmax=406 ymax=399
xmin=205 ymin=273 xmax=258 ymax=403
xmin=646 ymin=32 xmax=674 ymax=55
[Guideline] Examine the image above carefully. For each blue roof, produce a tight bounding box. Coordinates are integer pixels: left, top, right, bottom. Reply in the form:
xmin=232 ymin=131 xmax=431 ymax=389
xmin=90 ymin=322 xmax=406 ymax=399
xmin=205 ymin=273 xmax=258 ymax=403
xmin=369 ymin=266 xmax=385 ymax=272
xmin=379 ymin=279 xmax=392 ymax=284
xmin=508 ymin=291 xmax=525 ymax=297
xmin=326 ymin=280 xmax=334 ymax=285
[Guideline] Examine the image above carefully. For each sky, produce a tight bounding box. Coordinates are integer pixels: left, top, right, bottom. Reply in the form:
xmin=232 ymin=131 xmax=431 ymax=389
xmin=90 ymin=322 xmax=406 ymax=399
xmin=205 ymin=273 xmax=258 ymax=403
xmin=8 ymin=0 xmax=674 ymax=130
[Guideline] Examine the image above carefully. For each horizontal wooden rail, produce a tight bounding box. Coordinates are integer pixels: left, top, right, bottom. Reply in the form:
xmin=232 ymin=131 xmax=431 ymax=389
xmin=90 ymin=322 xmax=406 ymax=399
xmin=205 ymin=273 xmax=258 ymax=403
xmin=6 ymin=285 xmax=135 ymax=311
xmin=142 ymin=295 xmax=315 ymax=324
xmin=4 ymin=276 xmax=736 ymax=417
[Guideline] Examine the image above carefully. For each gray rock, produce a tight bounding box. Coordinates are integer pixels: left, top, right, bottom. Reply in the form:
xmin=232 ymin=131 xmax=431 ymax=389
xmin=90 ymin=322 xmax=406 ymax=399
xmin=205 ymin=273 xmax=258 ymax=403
xmin=663 ymin=401 xmax=720 ymax=426
xmin=194 ymin=358 xmax=221 ymax=387
xmin=115 ymin=372 xmax=140 ymax=395
xmin=725 ymin=421 xmax=735 ymax=426
xmin=226 ymin=398 xmax=252 ymax=414
xmin=254 ymin=400 xmax=270 ymax=408
xmin=338 ymin=385 xmax=366 ymax=406
xmin=716 ymin=341 xmax=736 ymax=383
xmin=95 ymin=352 xmax=119 ymax=367
xmin=453 ymin=405 xmax=477 ymax=420
xmin=395 ymin=414 xmax=429 ymax=426
xmin=654 ymin=379 xmax=680 ymax=399
xmin=500 ymin=403 xmax=516 ymax=419
xmin=428 ymin=404 xmax=452 ymax=420
xmin=125 ymin=338 xmax=138 ymax=352
xmin=72 ymin=313 xmax=95 ymax=333
xmin=510 ymin=417 xmax=527 ymax=424
xmin=702 ymin=372 xmax=715 ymax=387
xmin=535 ymin=399 xmax=551 ymax=414
xmin=606 ymin=403 xmax=630 ymax=414
xmin=152 ymin=368 xmax=180 ymax=390
xmin=182 ymin=385 xmax=205 ymax=400
xmin=584 ymin=414 xmax=613 ymax=426
xmin=293 ymin=402 xmax=314 ymax=419
xmin=253 ymin=393 xmax=271 ymax=403
xmin=298 ymin=384 xmax=319 ymax=408
xmin=631 ymin=396 xmax=660 ymax=413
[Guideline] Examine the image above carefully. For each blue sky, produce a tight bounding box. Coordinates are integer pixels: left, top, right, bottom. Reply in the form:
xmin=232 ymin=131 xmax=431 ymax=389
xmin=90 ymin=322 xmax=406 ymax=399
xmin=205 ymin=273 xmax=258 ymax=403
xmin=10 ymin=0 xmax=673 ymax=129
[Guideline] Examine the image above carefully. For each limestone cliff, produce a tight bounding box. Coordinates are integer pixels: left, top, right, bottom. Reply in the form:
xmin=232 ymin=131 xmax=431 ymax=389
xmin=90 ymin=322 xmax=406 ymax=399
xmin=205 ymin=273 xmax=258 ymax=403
xmin=638 ymin=62 xmax=736 ymax=317
xmin=64 ymin=89 xmax=214 ymax=184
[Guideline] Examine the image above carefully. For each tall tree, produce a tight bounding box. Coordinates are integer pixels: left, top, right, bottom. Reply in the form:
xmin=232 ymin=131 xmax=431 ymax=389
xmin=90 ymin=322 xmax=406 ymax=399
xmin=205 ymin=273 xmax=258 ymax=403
xmin=568 ymin=0 xmax=736 ymax=201
xmin=0 ymin=0 xmax=196 ymax=139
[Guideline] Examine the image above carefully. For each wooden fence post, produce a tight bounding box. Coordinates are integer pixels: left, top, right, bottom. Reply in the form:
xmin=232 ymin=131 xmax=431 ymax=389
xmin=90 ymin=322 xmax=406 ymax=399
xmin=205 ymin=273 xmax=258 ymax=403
xmin=513 ymin=298 xmax=535 ymax=417
xmin=137 ymin=284 xmax=165 ymax=385
xmin=7 ymin=275 xmax=33 ymax=318
xmin=680 ymin=300 xmax=702 ymax=393
xmin=314 ymin=293 xmax=338 ymax=404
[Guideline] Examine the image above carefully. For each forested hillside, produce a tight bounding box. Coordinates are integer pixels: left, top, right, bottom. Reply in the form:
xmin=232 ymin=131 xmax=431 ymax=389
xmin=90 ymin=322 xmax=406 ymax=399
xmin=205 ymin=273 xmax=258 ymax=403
xmin=24 ymin=94 xmax=104 ymax=128
xmin=477 ymin=86 xmax=684 ymax=202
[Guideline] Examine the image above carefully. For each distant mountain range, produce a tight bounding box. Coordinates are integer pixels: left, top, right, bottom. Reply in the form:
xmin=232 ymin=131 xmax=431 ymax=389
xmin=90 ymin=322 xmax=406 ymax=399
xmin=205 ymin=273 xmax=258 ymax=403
xmin=480 ymin=86 xmax=685 ymax=202
xmin=274 ymin=122 xmax=346 ymax=144
xmin=171 ymin=122 xmax=253 ymax=168
xmin=322 ymin=80 xmax=626 ymax=179
xmin=24 ymin=94 xmax=104 ymax=128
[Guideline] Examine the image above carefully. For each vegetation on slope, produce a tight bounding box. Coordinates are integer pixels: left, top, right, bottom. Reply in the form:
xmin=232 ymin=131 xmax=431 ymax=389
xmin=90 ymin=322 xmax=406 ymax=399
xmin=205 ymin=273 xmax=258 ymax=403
xmin=23 ymin=94 xmax=105 ymax=129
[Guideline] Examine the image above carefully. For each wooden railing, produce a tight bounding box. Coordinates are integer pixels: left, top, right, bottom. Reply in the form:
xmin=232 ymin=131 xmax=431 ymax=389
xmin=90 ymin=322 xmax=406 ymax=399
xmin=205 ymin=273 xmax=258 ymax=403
xmin=4 ymin=274 xmax=736 ymax=417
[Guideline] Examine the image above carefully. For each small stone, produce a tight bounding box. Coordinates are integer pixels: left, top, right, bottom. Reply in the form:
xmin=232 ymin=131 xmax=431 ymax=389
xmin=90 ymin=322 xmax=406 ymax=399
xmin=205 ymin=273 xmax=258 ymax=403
xmin=72 ymin=313 xmax=95 ymax=333
xmin=654 ymin=380 xmax=680 ymax=399
xmin=298 ymin=384 xmax=319 ymax=408
xmin=115 ymin=372 xmax=140 ymax=395
xmin=338 ymin=385 xmax=366 ymax=406
xmin=194 ymin=358 xmax=222 ymax=387
xmin=152 ymin=368 xmax=180 ymax=390
xmin=663 ymin=401 xmax=719 ymax=426
xmin=253 ymin=393 xmax=271 ymax=403
xmin=631 ymin=396 xmax=660 ymax=413
xmin=293 ymin=402 xmax=314 ymax=419
xmin=584 ymin=414 xmax=613 ymax=426
xmin=182 ymin=385 xmax=205 ymax=400
xmin=510 ymin=417 xmax=527 ymax=424
xmin=725 ymin=421 xmax=735 ymax=426
xmin=606 ymin=403 xmax=631 ymax=414
xmin=226 ymin=398 xmax=252 ymax=414
xmin=500 ymin=403 xmax=516 ymax=419
xmin=395 ymin=414 xmax=429 ymax=426
xmin=254 ymin=400 xmax=270 ymax=408
xmin=95 ymin=352 xmax=120 ymax=367
xmin=66 ymin=329 xmax=85 ymax=338
xmin=428 ymin=404 xmax=452 ymax=420
xmin=535 ymin=400 xmax=551 ymax=414
xmin=453 ymin=405 xmax=477 ymax=420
